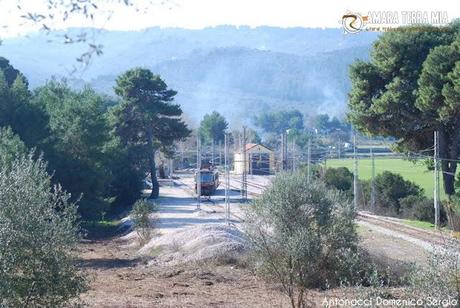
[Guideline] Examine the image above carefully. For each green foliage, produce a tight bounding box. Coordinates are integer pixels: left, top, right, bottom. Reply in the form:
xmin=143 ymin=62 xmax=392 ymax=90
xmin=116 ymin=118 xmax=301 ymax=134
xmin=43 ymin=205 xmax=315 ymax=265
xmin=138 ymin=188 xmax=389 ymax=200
xmin=32 ymin=81 xmax=111 ymax=219
xmin=324 ymin=167 xmax=353 ymax=192
xmin=254 ymin=109 xmax=304 ymax=134
xmin=0 ymin=155 xmax=87 ymax=306
xmin=131 ymin=199 xmax=156 ymax=245
xmin=0 ymin=56 xmax=28 ymax=87
xmin=0 ymin=127 xmax=27 ymax=169
xmin=347 ymin=24 xmax=460 ymax=196
xmin=373 ymin=171 xmax=424 ymax=215
xmin=0 ymin=66 xmax=48 ymax=148
xmin=199 ymin=111 xmax=228 ymax=144
xmin=399 ymin=195 xmax=447 ymax=224
xmin=103 ymin=134 xmax=143 ymax=212
xmin=245 ymin=172 xmax=360 ymax=306
xmin=408 ymin=240 xmax=460 ymax=303
xmin=113 ymin=68 xmax=191 ymax=199
xmin=314 ymin=114 xmax=349 ymax=133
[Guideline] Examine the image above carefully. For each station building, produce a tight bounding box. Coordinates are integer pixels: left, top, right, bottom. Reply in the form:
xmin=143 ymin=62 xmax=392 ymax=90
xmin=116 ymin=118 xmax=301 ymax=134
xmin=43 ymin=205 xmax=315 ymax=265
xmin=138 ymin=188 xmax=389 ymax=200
xmin=234 ymin=143 xmax=275 ymax=175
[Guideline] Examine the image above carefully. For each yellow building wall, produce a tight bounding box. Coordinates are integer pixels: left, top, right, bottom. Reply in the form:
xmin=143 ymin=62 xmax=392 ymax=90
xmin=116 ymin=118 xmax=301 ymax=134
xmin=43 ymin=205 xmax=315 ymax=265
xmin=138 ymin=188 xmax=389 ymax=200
xmin=233 ymin=145 xmax=275 ymax=175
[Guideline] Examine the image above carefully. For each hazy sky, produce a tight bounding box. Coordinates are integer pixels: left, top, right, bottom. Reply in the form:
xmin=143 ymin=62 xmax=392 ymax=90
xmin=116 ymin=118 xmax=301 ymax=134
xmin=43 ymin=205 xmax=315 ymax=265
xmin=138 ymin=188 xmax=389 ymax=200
xmin=1 ymin=0 xmax=459 ymax=37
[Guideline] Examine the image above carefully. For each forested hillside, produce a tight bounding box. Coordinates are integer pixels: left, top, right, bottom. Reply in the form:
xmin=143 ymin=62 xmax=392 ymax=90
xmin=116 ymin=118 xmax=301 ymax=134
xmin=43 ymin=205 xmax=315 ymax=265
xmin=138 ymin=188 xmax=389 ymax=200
xmin=0 ymin=26 xmax=378 ymax=123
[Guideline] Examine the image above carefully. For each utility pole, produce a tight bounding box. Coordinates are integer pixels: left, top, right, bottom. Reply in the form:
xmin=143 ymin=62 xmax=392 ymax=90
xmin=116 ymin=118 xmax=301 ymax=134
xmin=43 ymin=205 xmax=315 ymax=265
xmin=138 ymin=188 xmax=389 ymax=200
xmin=307 ymin=137 xmax=311 ymax=184
xmin=242 ymin=126 xmax=248 ymax=201
xmin=219 ymin=140 xmax=222 ymax=166
xmin=353 ymin=134 xmax=359 ymax=209
xmin=224 ymin=134 xmax=230 ymax=224
xmin=292 ymin=140 xmax=297 ymax=172
xmin=337 ymin=142 xmax=341 ymax=159
xmin=196 ymin=136 xmax=201 ymax=209
xmin=434 ymin=131 xmax=440 ymax=229
xmin=211 ymin=139 xmax=215 ymax=167
xmin=282 ymin=132 xmax=288 ymax=171
xmin=370 ymin=147 xmax=376 ymax=210
xmin=324 ymin=150 xmax=328 ymax=170
xmin=280 ymin=133 xmax=285 ymax=171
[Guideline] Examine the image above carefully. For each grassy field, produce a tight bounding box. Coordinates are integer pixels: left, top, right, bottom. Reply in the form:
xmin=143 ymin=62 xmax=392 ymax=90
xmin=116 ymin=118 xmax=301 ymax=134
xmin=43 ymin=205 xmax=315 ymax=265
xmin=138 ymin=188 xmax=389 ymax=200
xmin=327 ymin=158 xmax=442 ymax=199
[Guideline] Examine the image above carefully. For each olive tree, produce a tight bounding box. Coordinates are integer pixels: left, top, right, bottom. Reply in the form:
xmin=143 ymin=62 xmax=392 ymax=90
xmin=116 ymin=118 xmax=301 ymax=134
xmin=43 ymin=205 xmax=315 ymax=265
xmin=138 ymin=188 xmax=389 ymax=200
xmin=0 ymin=154 xmax=87 ymax=307
xmin=244 ymin=172 xmax=359 ymax=308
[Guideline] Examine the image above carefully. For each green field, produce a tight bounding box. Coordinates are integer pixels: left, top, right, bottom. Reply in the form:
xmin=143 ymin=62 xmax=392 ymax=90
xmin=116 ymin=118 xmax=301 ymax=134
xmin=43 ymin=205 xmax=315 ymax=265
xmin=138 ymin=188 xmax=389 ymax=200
xmin=327 ymin=158 xmax=442 ymax=199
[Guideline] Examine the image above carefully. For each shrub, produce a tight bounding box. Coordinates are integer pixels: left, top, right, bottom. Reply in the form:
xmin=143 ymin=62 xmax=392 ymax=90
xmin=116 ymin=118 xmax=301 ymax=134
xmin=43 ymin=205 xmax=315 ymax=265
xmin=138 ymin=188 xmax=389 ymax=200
xmin=408 ymin=239 xmax=459 ymax=303
xmin=131 ymin=199 xmax=156 ymax=245
xmin=324 ymin=167 xmax=353 ymax=192
xmin=359 ymin=171 xmax=424 ymax=216
xmin=0 ymin=154 xmax=87 ymax=307
xmin=399 ymin=195 xmax=447 ymax=224
xmin=374 ymin=171 xmax=423 ymax=214
xmin=0 ymin=126 xmax=27 ymax=169
xmin=244 ymin=172 xmax=360 ymax=307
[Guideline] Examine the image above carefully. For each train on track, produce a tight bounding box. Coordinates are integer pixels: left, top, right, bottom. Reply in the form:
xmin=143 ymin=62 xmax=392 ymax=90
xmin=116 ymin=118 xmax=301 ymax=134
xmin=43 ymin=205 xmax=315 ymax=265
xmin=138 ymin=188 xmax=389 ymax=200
xmin=195 ymin=168 xmax=220 ymax=196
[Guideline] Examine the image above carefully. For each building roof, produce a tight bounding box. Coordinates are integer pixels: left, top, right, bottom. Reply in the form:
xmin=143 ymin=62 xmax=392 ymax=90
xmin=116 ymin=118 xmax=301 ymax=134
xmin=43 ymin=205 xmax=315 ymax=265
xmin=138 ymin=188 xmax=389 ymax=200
xmin=245 ymin=143 xmax=258 ymax=151
xmin=242 ymin=143 xmax=272 ymax=153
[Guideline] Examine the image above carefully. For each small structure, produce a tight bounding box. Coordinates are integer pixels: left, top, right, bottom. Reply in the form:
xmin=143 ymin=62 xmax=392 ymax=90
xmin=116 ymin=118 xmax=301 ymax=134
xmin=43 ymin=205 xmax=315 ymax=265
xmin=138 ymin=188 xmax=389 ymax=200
xmin=234 ymin=143 xmax=275 ymax=175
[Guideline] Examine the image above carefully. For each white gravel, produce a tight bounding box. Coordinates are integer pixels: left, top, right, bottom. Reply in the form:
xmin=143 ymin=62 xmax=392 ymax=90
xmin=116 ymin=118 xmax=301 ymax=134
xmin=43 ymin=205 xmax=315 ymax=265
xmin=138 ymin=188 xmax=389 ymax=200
xmin=128 ymin=177 xmax=249 ymax=264
xmin=139 ymin=223 xmax=247 ymax=265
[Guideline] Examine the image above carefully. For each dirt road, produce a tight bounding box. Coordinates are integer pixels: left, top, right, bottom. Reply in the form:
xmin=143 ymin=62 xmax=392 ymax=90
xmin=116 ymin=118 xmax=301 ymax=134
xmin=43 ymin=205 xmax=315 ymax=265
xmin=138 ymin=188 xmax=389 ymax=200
xmin=78 ymin=237 xmax=289 ymax=307
xmin=79 ymin=177 xmax=290 ymax=307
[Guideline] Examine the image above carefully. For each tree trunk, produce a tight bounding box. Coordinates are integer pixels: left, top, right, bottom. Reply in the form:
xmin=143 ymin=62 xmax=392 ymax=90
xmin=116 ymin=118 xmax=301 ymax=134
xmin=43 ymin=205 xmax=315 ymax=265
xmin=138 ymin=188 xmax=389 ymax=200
xmin=147 ymin=128 xmax=159 ymax=199
xmin=439 ymin=128 xmax=460 ymax=231
xmin=159 ymin=163 xmax=166 ymax=179
xmin=438 ymin=129 xmax=457 ymax=196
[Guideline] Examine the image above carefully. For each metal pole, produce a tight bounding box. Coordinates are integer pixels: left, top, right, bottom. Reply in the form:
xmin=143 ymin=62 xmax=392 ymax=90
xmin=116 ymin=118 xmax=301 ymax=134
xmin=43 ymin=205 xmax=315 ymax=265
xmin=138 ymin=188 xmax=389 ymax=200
xmin=284 ymin=132 xmax=288 ymax=171
xmin=353 ymin=134 xmax=359 ymax=209
xmin=224 ymin=134 xmax=230 ymax=224
xmin=307 ymin=137 xmax=311 ymax=184
xmin=292 ymin=140 xmax=297 ymax=171
xmin=434 ymin=131 xmax=440 ymax=229
xmin=242 ymin=126 xmax=247 ymax=201
xmin=196 ymin=136 xmax=201 ymax=209
xmin=324 ymin=150 xmax=328 ymax=170
xmin=211 ymin=139 xmax=215 ymax=167
xmin=371 ymin=147 xmax=376 ymax=210
xmin=280 ymin=133 xmax=284 ymax=171
xmin=219 ymin=139 xmax=222 ymax=166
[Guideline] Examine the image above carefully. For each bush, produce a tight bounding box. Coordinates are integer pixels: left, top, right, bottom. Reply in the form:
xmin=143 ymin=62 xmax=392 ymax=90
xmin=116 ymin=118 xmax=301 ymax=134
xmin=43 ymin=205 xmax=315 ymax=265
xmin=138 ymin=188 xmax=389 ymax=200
xmin=0 ymin=126 xmax=27 ymax=169
xmin=131 ymin=199 xmax=156 ymax=245
xmin=358 ymin=171 xmax=424 ymax=216
xmin=407 ymin=239 xmax=459 ymax=303
xmin=244 ymin=172 xmax=360 ymax=307
xmin=0 ymin=155 xmax=87 ymax=307
xmin=324 ymin=167 xmax=353 ymax=192
xmin=374 ymin=171 xmax=423 ymax=214
xmin=399 ymin=195 xmax=447 ymax=224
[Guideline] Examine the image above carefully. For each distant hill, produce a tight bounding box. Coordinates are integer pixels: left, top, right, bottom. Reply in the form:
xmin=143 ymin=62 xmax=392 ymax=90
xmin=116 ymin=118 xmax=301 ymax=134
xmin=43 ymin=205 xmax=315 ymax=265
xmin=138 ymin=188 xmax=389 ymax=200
xmin=0 ymin=26 xmax=379 ymax=124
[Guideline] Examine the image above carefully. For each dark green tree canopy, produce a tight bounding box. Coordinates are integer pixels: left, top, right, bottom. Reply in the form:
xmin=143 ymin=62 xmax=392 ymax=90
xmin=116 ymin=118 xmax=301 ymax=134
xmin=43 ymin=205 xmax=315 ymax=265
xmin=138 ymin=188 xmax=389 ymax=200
xmin=113 ymin=68 xmax=190 ymax=198
xmin=347 ymin=24 xmax=460 ymax=195
xmin=0 ymin=127 xmax=27 ymax=169
xmin=254 ymin=109 xmax=304 ymax=134
xmin=0 ymin=57 xmax=28 ymax=87
xmin=199 ymin=111 xmax=229 ymax=144
xmin=32 ymin=81 xmax=111 ymax=217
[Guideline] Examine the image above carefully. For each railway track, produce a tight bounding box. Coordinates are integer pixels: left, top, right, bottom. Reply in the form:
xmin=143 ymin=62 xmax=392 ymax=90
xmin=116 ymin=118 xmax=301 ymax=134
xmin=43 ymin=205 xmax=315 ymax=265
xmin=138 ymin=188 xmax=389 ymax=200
xmin=171 ymin=173 xmax=458 ymax=247
xmin=357 ymin=212 xmax=457 ymax=246
xmin=172 ymin=176 xmax=245 ymax=222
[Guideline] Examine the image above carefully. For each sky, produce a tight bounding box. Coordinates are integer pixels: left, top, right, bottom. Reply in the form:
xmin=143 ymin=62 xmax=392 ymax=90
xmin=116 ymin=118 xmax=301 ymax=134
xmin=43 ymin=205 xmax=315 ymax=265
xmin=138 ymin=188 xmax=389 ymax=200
xmin=1 ymin=0 xmax=459 ymax=37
